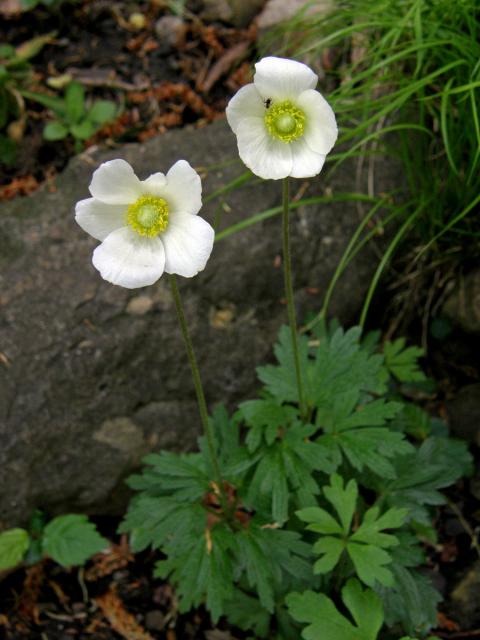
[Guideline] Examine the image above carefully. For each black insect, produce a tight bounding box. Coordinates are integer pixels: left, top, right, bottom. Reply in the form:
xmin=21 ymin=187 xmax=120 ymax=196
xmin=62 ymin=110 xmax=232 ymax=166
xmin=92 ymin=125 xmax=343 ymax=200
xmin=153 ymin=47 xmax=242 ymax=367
xmin=264 ymin=98 xmax=272 ymax=109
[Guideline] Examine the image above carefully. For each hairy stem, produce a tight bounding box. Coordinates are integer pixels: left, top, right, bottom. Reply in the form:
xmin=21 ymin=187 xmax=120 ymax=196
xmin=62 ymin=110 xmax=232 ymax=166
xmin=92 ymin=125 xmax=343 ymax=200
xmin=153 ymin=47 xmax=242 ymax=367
xmin=169 ymin=274 xmax=228 ymax=511
xmin=282 ymin=177 xmax=307 ymax=419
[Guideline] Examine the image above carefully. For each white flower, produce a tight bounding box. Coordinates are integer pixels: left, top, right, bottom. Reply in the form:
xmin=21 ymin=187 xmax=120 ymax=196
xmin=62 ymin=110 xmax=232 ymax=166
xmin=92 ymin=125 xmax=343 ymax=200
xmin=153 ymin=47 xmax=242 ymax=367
xmin=226 ymin=56 xmax=338 ymax=180
xmin=75 ymin=159 xmax=214 ymax=288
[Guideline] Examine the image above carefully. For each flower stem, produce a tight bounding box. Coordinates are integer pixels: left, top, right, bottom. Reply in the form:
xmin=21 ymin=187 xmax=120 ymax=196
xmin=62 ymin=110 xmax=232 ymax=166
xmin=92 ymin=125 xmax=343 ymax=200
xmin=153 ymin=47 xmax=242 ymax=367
xmin=169 ymin=274 xmax=227 ymax=505
xmin=282 ymin=177 xmax=306 ymax=419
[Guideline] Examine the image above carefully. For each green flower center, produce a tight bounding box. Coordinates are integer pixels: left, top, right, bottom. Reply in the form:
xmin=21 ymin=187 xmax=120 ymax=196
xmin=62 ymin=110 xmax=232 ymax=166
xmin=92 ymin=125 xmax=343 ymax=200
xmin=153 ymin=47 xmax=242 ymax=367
xmin=127 ymin=195 xmax=169 ymax=237
xmin=264 ymin=100 xmax=306 ymax=143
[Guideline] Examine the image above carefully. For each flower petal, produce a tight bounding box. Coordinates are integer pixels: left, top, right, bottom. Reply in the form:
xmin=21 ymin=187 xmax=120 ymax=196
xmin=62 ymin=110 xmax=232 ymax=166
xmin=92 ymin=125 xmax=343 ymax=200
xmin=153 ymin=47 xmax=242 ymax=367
xmin=226 ymin=83 xmax=265 ymax=134
xmin=289 ymin=139 xmax=326 ymax=178
xmin=89 ymin=159 xmax=143 ymax=204
xmin=162 ymin=160 xmax=202 ymax=215
xmin=297 ymin=89 xmax=338 ymax=155
xmin=92 ymin=227 xmax=165 ymax=288
xmin=75 ymin=198 xmax=126 ymax=241
xmin=254 ymin=56 xmax=318 ymax=100
xmin=141 ymin=172 xmax=167 ymax=196
xmin=162 ymin=213 xmax=214 ymax=278
xmin=235 ymin=116 xmax=292 ymax=180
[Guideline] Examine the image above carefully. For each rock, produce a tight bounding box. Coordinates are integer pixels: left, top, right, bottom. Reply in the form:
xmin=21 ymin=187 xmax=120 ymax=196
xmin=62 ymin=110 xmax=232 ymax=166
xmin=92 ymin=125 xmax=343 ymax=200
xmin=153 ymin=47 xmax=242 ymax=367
xmin=199 ymin=0 xmax=266 ymax=27
xmin=443 ymin=268 xmax=480 ymax=334
xmin=446 ymin=383 xmax=480 ymax=447
xmin=256 ymin=0 xmax=333 ymax=31
xmin=154 ymin=15 xmax=186 ymax=54
xmin=0 ymin=119 xmax=399 ymax=526
xmin=451 ymin=560 xmax=480 ymax=628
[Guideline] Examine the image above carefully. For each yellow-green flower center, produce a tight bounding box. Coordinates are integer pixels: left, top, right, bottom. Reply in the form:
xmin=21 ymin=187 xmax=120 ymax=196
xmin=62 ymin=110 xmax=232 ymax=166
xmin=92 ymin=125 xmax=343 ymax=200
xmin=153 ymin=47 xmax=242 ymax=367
xmin=264 ymin=100 xmax=306 ymax=143
xmin=127 ymin=195 xmax=169 ymax=237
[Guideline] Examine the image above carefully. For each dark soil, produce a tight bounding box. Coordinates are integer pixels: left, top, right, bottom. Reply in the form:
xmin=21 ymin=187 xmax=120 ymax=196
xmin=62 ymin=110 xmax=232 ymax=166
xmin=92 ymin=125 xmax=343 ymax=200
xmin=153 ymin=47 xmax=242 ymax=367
xmin=0 ymin=0 xmax=255 ymax=197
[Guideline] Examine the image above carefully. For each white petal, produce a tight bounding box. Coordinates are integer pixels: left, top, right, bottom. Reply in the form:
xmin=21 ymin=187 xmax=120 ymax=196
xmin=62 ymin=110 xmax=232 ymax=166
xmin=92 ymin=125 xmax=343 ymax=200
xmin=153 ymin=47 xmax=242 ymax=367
xmin=254 ymin=56 xmax=318 ymax=100
xmin=226 ymin=83 xmax=265 ymax=134
xmin=297 ymin=89 xmax=338 ymax=155
xmin=92 ymin=227 xmax=165 ymax=288
xmin=162 ymin=213 xmax=214 ymax=278
xmin=75 ymin=198 xmax=126 ymax=241
xmin=289 ymin=139 xmax=326 ymax=178
xmin=162 ymin=160 xmax=202 ymax=215
xmin=235 ymin=117 xmax=292 ymax=180
xmin=141 ymin=172 xmax=167 ymax=196
xmin=89 ymin=159 xmax=142 ymax=204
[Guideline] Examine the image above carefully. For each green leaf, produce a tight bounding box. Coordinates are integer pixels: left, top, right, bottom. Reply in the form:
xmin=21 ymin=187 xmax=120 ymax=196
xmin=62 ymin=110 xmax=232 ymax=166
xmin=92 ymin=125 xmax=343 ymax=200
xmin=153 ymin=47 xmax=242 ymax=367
xmin=0 ymin=528 xmax=30 ymax=570
xmin=257 ymin=325 xmax=310 ymax=404
xmin=224 ymin=589 xmax=271 ymax=637
xmin=296 ymin=507 xmax=343 ymax=535
xmin=312 ymin=536 xmax=345 ymax=573
xmin=384 ymin=338 xmax=426 ymax=382
xmin=347 ymin=542 xmax=394 ymax=587
xmin=43 ymin=121 xmax=68 ymax=140
xmin=287 ymin=578 xmax=384 ymax=640
xmin=88 ymin=100 xmax=117 ymax=124
xmin=324 ymin=474 xmax=358 ymax=534
xmin=367 ymin=436 xmax=473 ymax=524
xmin=0 ymin=134 xmax=16 ymax=166
xmin=65 ymin=82 xmax=85 ymax=124
xmin=70 ymin=120 xmax=95 ymax=140
xmin=42 ymin=515 xmax=108 ymax=567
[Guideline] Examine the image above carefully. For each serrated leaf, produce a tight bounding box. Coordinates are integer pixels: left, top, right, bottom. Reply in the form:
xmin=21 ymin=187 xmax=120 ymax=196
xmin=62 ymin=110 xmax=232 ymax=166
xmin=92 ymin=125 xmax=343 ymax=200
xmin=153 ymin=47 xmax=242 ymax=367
xmin=224 ymin=589 xmax=271 ymax=637
xmin=287 ymin=578 xmax=384 ymax=640
xmin=0 ymin=528 xmax=30 ymax=570
xmin=313 ymin=536 xmax=345 ymax=573
xmin=384 ymin=338 xmax=426 ymax=382
xmin=296 ymin=507 xmax=343 ymax=534
xmin=347 ymin=542 xmax=394 ymax=587
xmin=42 ymin=515 xmax=108 ymax=567
xmin=324 ymin=474 xmax=358 ymax=534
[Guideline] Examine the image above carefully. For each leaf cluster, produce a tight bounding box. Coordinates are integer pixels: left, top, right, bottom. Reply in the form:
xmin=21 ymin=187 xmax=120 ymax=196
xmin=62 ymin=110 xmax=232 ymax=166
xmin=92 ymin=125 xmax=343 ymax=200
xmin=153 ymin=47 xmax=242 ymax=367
xmin=41 ymin=82 xmax=117 ymax=146
xmin=121 ymin=324 xmax=472 ymax=638
xmin=0 ymin=512 xmax=108 ymax=570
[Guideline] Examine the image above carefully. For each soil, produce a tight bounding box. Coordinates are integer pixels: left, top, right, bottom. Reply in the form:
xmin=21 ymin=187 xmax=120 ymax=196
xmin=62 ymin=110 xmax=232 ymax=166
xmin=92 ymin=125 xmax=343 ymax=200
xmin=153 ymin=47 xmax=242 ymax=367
xmin=0 ymin=0 xmax=255 ymax=198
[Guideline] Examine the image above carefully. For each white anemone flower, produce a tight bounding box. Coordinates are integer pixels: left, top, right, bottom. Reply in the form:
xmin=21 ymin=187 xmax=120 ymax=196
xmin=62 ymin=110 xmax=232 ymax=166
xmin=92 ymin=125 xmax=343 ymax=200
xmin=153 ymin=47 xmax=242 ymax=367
xmin=226 ymin=56 xmax=338 ymax=180
xmin=75 ymin=159 xmax=214 ymax=289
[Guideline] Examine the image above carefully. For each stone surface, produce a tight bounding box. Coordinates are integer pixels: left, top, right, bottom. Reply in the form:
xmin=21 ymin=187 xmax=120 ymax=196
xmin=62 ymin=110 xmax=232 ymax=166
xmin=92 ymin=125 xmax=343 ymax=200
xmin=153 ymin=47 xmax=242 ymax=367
xmin=256 ymin=0 xmax=332 ymax=30
xmin=443 ymin=268 xmax=480 ymax=334
xmin=0 ymin=119 xmax=399 ymax=526
xmin=446 ymin=383 xmax=480 ymax=447
xmin=199 ymin=0 xmax=266 ymax=27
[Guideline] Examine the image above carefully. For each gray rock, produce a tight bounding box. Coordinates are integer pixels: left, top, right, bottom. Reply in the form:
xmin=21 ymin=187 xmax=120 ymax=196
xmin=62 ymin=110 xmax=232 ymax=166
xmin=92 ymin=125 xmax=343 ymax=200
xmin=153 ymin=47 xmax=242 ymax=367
xmin=447 ymin=383 xmax=480 ymax=447
xmin=199 ymin=0 xmax=266 ymax=27
xmin=0 ymin=119 xmax=398 ymax=526
xmin=256 ymin=0 xmax=333 ymax=31
xmin=443 ymin=268 xmax=480 ymax=334
xmin=154 ymin=15 xmax=185 ymax=55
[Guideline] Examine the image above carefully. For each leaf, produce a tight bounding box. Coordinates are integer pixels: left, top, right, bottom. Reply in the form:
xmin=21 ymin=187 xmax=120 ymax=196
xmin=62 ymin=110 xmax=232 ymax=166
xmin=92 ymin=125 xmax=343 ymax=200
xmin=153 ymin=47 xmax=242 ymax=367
xmin=257 ymin=325 xmax=310 ymax=404
xmin=0 ymin=528 xmax=30 ymax=570
xmin=224 ymin=589 xmax=271 ymax=637
xmin=287 ymin=578 xmax=384 ymax=640
xmin=42 ymin=514 xmax=108 ymax=567
xmin=301 ymin=475 xmax=404 ymax=587
xmin=347 ymin=542 xmax=394 ymax=587
xmin=324 ymin=474 xmax=358 ymax=534
xmin=88 ymin=100 xmax=117 ymax=124
xmin=13 ymin=32 xmax=56 ymax=62
xmin=70 ymin=120 xmax=95 ymax=140
xmin=367 ymin=436 xmax=473 ymax=524
xmin=312 ymin=536 xmax=345 ymax=573
xmin=65 ymin=82 xmax=85 ymax=124
xmin=384 ymin=338 xmax=426 ymax=382
xmin=43 ymin=121 xmax=68 ymax=140
xmin=376 ymin=563 xmax=441 ymax=635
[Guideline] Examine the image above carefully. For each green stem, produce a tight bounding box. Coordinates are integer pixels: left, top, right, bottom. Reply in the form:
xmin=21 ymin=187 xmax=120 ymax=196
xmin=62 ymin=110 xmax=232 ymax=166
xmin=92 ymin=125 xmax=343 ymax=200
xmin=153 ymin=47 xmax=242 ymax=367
xmin=169 ymin=275 xmax=227 ymax=508
xmin=282 ymin=177 xmax=306 ymax=419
